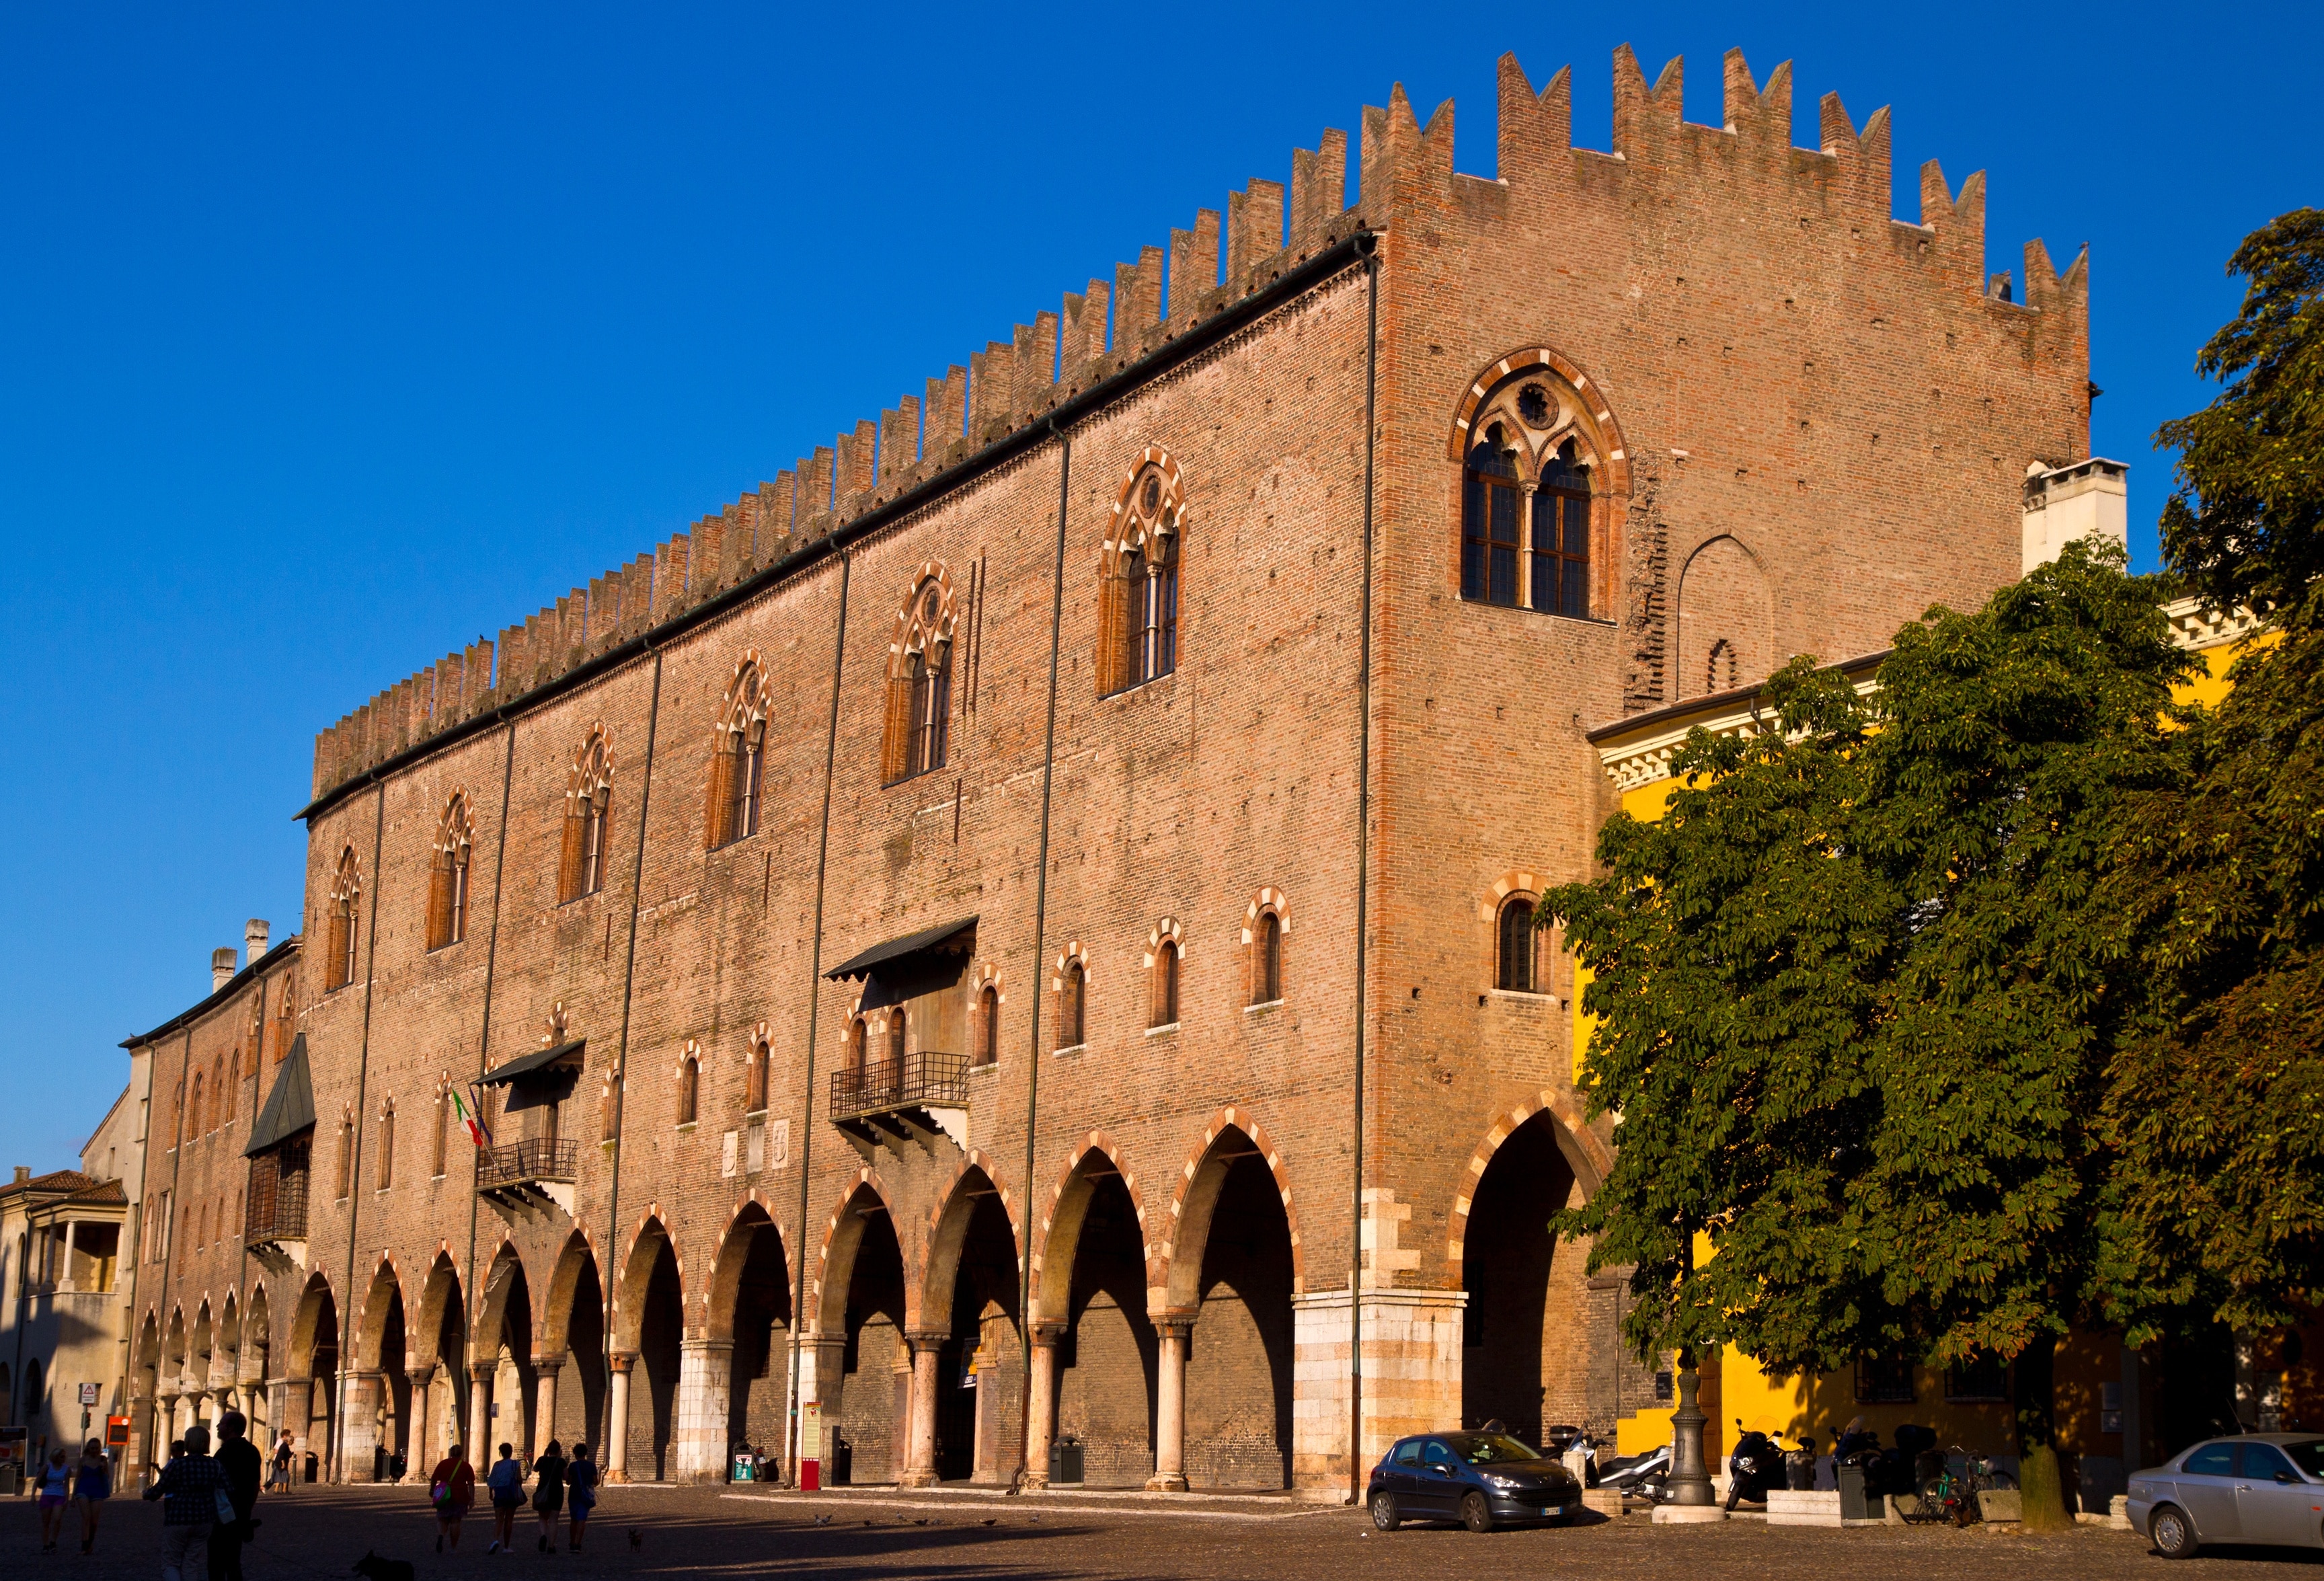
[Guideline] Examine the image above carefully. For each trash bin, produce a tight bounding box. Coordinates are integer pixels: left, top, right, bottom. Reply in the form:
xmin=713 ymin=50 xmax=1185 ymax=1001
xmin=1836 ymin=1463 xmax=1871 ymax=1522
xmin=1048 ymin=1437 xmax=1085 ymax=1486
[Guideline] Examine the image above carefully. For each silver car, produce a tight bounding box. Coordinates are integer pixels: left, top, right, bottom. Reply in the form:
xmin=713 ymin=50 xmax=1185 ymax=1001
xmin=2127 ymin=1434 xmax=2324 ymax=1557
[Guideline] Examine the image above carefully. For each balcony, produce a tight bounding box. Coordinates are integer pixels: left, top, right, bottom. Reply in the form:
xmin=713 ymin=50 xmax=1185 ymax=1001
xmin=829 ymin=1051 xmax=969 ymax=1156
xmin=244 ymin=1155 xmax=311 ymax=1270
xmin=475 ymin=1138 xmax=578 ymax=1217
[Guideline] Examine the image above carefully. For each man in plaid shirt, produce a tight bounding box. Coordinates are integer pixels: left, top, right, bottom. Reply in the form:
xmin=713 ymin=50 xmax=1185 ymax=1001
xmin=144 ymin=1422 xmax=227 ymax=1581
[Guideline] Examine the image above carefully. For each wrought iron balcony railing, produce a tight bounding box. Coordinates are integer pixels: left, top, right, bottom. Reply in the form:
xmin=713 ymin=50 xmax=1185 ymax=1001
xmin=475 ymin=1138 xmax=579 ymax=1192
xmin=829 ymin=1051 xmax=969 ymax=1122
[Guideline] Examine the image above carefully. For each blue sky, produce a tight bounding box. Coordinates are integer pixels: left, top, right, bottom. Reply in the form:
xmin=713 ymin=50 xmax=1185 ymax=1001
xmin=1 ymin=1 xmax=2315 ymax=1168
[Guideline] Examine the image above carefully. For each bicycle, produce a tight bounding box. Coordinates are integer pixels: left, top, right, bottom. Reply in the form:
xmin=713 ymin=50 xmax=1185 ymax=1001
xmin=1906 ymin=1446 xmax=2011 ymax=1527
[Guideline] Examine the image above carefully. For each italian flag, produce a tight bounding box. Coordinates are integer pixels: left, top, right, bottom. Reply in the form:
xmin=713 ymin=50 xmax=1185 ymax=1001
xmin=453 ymin=1085 xmax=492 ymax=1148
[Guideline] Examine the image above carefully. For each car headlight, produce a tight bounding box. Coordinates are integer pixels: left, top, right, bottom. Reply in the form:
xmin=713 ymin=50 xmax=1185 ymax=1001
xmin=1482 ymin=1473 xmax=1522 ymax=1490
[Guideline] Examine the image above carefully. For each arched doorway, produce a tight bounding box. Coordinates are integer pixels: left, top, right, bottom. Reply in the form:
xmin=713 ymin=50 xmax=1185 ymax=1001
xmin=412 ymin=1258 xmax=466 ymax=1471
xmin=921 ymin=1165 xmax=1021 ymax=1483
xmin=1036 ymin=1149 xmax=1156 ymax=1488
xmin=708 ymin=1204 xmax=791 ymax=1478
xmin=473 ymin=1249 xmax=535 ymax=1461
xmin=1459 ymin=1108 xmax=1594 ymax=1445
xmin=287 ymin=1274 xmax=340 ymax=1479
xmin=816 ymin=1183 xmax=907 ymax=1485
xmin=616 ymin=1223 xmax=683 ymax=1481
xmin=541 ymin=1236 xmax=607 ymax=1455
xmin=1167 ymin=1125 xmax=1296 ymax=1489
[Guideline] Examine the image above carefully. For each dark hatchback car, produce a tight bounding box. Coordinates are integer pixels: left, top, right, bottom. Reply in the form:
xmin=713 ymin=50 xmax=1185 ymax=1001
xmin=1369 ymin=1432 xmax=1582 ymax=1533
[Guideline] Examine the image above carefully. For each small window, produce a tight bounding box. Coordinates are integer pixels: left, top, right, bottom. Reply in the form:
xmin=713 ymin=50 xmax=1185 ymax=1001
xmin=190 ymin=1073 xmax=205 ymax=1137
xmin=1706 ymin=638 xmax=1738 ymax=694
xmin=431 ymin=1089 xmax=449 ymax=1178
xmin=678 ymin=1052 xmax=699 ymax=1126
xmin=1496 ymin=898 xmax=1537 ymax=993
xmin=376 ymin=1102 xmax=395 ymax=1190
xmin=334 ymin=1113 xmax=354 ymax=1200
xmin=1153 ymin=941 xmax=1179 ymax=1028
xmin=1060 ymin=961 xmax=1085 ymax=1050
xmin=975 ymin=985 xmax=999 ymax=1067
xmin=1854 ymin=1354 xmax=1915 ymax=1404
xmin=745 ymin=1040 xmax=769 ymax=1114
xmin=326 ymin=848 xmax=361 ymax=991
xmin=847 ymin=1017 xmax=867 ymax=1075
xmin=1253 ymin=913 xmax=1282 ymax=1005
xmin=1530 ymin=443 xmax=1591 ymax=619
xmin=886 ymin=1007 xmax=907 ymax=1066
xmin=1105 ymin=461 xmax=1185 ymax=695
xmin=1944 ymin=1354 xmax=2007 ymax=1402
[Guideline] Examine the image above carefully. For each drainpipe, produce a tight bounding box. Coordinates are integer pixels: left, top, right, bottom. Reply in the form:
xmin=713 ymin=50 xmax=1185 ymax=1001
xmin=145 ymin=1030 xmax=193 ymax=1475
xmin=785 ymin=547 xmax=852 ymax=1484
xmin=1347 ymin=233 xmax=1381 ymax=1506
xmin=461 ymin=718 xmax=518 ymax=1459
xmin=599 ymin=644 xmax=664 ymax=1451
xmin=329 ymin=780 xmax=388 ymax=1481
xmin=1015 ymin=420 xmax=1072 ymax=1483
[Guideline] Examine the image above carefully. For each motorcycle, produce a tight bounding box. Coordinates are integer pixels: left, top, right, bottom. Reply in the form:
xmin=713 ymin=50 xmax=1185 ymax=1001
xmin=1596 ymin=1443 xmax=1673 ymax=1504
xmin=1782 ymin=1430 xmax=1818 ymax=1492
xmin=1724 ymin=1424 xmax=1784 ymax=1511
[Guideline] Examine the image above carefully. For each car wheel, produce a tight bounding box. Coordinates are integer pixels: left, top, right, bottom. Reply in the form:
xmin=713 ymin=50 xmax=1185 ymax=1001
xmin=1461 ymin=1492 xmax=1495 ymax=1533
xmin=2150 ymin=1505 xmax=2199 ymax=1560
xmin=1368 ymin=1492 xmax=1400 ymax=1532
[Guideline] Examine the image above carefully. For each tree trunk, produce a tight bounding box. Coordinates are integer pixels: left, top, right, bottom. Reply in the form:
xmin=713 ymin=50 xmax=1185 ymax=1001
xmin=2013 ymin=1335 xmax=2073 ymax=1531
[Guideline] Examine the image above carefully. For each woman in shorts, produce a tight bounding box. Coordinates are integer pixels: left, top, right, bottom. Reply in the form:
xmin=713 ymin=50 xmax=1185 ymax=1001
xmin=35 ymin=1444 xmax=75 ymax=1551
xmin=74 ymin=1438 xmax=113 ymax=1554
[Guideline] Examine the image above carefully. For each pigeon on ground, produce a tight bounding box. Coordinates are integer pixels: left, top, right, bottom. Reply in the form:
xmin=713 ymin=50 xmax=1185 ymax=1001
xmin=980 ymin=1518 xmax=996 ymax=1527
xmin=814 ymin=1514 xmax=832 ymax=1527
xmin=625 ymin=1530 xmax=643 ymax=1551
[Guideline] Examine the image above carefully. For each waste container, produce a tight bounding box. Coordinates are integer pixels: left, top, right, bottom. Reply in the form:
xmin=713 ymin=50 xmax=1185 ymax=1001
xmin=1048 ymin=1437 xmax=1085 ymax=1486
xmin=1836 ymin=1463 xmax=1871 ymax=1522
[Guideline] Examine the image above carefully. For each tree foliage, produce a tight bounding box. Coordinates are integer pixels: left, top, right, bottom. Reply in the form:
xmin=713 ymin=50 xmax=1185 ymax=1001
xmin=1547 ymin=545 xmax=2190 ymax=1375
xmin=2105 ymin=208 xmax=2324 ymax=1336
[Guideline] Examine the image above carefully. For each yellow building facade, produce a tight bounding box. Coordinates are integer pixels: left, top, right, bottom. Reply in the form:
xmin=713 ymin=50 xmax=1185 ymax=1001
xmin=1574 ymin=595 xmax=2261 ymax=1504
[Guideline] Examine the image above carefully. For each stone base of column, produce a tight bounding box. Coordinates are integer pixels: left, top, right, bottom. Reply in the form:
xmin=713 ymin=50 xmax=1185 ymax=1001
xmin=899 ymin=1469 xmax=939 ymax=1488
xmin=1290 ymin=1288 xmax=1468 ymax=1494
xmin=606 ymin=1469 xmax=631 ymax=1484
xmin=1018 ymin=1471 xmax=1050 ymax=1492
xmin=1142 ymin=1471 xmax=1189 ymax=1492
xmin=1653 ymin=1504 xmax=1728 ymax=1524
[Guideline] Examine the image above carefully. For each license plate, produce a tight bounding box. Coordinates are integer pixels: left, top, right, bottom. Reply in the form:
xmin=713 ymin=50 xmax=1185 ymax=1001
xmin=1544 ymin=1506 xmax=1565 ymax=1517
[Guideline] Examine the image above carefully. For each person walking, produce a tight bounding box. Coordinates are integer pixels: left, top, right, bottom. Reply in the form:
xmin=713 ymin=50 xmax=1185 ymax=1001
xmin=35 ymin=1444 xmax=75 ymax=1551
xmin=74 ymin=1438 xmax=114 ymax=1555
xmin=428 ymin=1444 xmax=475 ymax=1553
xmin=209 ymin=1413 xmax=262 ymax=1581
xmin=562 ymin=1446 xmax=596 ymax=1553
xmin=264 ymin=1433 xmax=294 ymax=1496
xmin=484 ymin=1444 xmax=525 ymax=1554
xmin=529 ymin=1441 xmax=567 ymax=1554
xmin=143 ymin=1424 xmax=226 ymax=1581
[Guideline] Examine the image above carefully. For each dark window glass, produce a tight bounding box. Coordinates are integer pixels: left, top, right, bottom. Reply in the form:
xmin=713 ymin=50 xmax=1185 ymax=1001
xmin=1497 ymin=899 xmax=1535 ymax=992
xmin=1155 ymin=941 xmax=1179 ymax=1027
xmin=2282 ymin=1440 xmax=2324 ymax=1478
xmin=1061 ymin=962 xmax=1085 ymax=1048
xmin=1463 ymin=432 xmax=1521 ymax=607
xmin=1461 ymin=473 xmax=1486 ymax=599
xmin=2181 ymin=1442 xmax=2233 ymax=1476
xmin=1531 ymin=447 xmax=1591 ymax=618
xmin=2241 ymin=1443 xmax=2298 ymax=1480
xmin=976 ymin=987 xmax=999 ymax=1067
xmin=887 ymin=1007 xmax=906 ymax=1065
xmin=1255 ymin=913 xmax=1282 ymax=1005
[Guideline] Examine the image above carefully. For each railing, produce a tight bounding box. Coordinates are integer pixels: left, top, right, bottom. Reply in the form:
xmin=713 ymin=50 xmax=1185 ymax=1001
xmin=475 ymin=1138 xmax=579 ymax=1192
xmin=244 ymin=1153 xmax=309 ymax=1244
xmin=829 ymin=1051 xmax=970 ymax=1120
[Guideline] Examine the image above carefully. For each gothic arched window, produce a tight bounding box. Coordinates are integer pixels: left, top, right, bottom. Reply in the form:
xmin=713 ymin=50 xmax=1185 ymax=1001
xmin=1533 ymin=442 xmax=1592 ymax=618
xmin=427 ymin=791 xmax=474 ymax=951
xmin=326 ymin=848 xmax=361 ymax=992
xmin=1153 ymin=939 xmax=1179 ymax=1028
xmin=559 ymin=727 xmax=614 ymax=903
xmin=1103 ymin=457 xmax=1186 ymax=695
xmin=1454 ymin=367 xmax=1609 ymax=621
xmin=1461 ymin=424 xmax=1522 ymax=607
xmin=711 ymin=656 xmax=771 ymax=847
xmin=883 ymin=575 xmax=956 ymax=784
xmin=745 ymin=1037 xmax=769 ymax=1114
xmin=975 ymin=984 xmax=999 ymax=1068
xmin=1058 ymin=960 xmax=1086 ymax=1050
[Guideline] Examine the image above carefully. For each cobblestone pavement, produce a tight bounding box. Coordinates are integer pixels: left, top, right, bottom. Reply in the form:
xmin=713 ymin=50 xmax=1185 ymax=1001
xmin=10 ymin=1481 xmax=2307 ymax=1580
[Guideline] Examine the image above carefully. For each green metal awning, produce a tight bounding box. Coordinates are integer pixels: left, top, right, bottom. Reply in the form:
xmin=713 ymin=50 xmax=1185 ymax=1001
xmin=478 ymin=1038 xmax=587 ymax=1087
xmin=826 ymin=918 xmax=977 ymax=1011
xmin=243 ymin=1034 xmax=317 ymax=1157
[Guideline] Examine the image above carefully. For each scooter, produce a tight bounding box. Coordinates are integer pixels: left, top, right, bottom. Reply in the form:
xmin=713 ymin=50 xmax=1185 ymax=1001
xmin=1724 ymin=1423 xmax=1784 ymax=1511
xmin=1596 ymin=1443 xmax=1672 ymax=1504
xmin=1782 ymin=1430 xmax=1818 ymax=1492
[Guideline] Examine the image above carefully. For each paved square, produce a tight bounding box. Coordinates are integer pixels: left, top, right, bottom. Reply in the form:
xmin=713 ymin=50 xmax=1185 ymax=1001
xmin=11 ymin=1481 xmax=2301 ymax=1581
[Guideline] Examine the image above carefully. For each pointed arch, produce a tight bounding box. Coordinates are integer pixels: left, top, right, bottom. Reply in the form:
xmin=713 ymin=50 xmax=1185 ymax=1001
xmin=1157 ymin=1108 xmax=1306 ymax=1306
xmin=558 ymin=724 xmax=615 ymax=903
xmin=350 ymin=1257 xmax=408 ymax=1372
xmin=1675 ymin=533 xmax=1775 ymax=701
xmin=709 ymin=650 xmax=773 ymax=847
xmin=537 ymin=1231 xmax=602 ymax=1356
xmin=880 ymin=564 xmax=958 ymax=784
xmin=811 ymin=1169 xmax=900 ymax=1336
xmin=1444 ymin=1089 xmax=1611 ymax=1285
xmin=1028 ymin=1131 xmax=1153 ymax=1323
xmin=411 ymin=1252 xmax=465 ymax=1373
xmin=427 ymin=788 xmax=475 ymax=950
xmin=1099 ymin=446 xmax=1188 ymax=696
xmin=611 ymin=1214 xmax=683 ymax=1353
xmin=705 ymin=1198 xmax=793 ymax=1343
xmin=916 ymin=1150 xmax=1020 ymax=1327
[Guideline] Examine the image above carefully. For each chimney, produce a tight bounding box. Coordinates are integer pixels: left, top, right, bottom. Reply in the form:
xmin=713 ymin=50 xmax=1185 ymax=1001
xmin=2022 ymin=457 xmax=2128 ymax=574
xmin=212 ymin=948 xmax=238 ymax=993
xmin=246 ymin=919 xmax=270 ymax=966
xmin=11 ymin=1165 xmax=28 ymax=1186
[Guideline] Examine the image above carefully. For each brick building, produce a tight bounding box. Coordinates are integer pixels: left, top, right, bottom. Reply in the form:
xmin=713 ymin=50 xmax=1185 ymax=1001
xmin=122 ymin=48 xmax=2098 ymax=1496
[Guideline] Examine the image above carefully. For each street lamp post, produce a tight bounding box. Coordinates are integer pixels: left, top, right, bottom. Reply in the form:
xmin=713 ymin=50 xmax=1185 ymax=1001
xmin=1665 ymin=1350 xmax=1717 ymax=1506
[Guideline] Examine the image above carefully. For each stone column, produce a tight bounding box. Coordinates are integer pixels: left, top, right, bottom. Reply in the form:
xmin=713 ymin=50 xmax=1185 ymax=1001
xmin=466 ymin=1363 xmax=494 ymax=1463
xmin=1021 ymin=1322 xmax=1063 ymax=1490
xmin=340 ymin=1371 xmax=381 ymax=1483
xmin=60 ymin=1221 xmax=79 ymax=1292
xmin=408 ymin=1366 xmax=437 ymax=1478
xmin=1146 ymin=1315 xmax=1194 ymax=1492
xmin=674 ymin=1338 xmax=732 ymax=1483
xmin=800 ymin=1334 xmax=847 ymax=1481
xmin=605 ymin=1354 xmax=633 ymax=1483
xmin=531 ymin=1359 xmax=563 ymax=1459
xmin=900 ymin=1332 xmax=944 ymax=1488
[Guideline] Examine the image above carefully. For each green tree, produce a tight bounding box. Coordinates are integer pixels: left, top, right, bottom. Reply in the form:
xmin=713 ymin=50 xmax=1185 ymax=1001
xmin=2105 ymin=209 xmax=2324 ymax=1338
xmin=1546 ymin=542 xmax=2189 ymax=1387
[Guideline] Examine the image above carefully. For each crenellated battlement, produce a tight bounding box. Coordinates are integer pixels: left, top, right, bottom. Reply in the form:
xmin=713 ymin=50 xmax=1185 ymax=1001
xmin=310 ymin=45 xmax=2088 ymax=806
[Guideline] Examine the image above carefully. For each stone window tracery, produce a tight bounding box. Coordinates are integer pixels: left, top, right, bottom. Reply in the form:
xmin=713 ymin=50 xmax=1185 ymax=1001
xmin=882 ymin=569 xmax=957 ymax=785
xmin=427 ymin=790 xmax=475 ymax=951
xmin=326 ymin=847 xmax=361 ymax=992
xmin=1100 ymin=451 xmax=1187 ymax=696
xmin=1451 ymin=357 xmax=1625 ymax=623
xmin=559 ymin=726 xmax=615 ymax=904
xmin=710 ymin=654 xmax=771 ymax=847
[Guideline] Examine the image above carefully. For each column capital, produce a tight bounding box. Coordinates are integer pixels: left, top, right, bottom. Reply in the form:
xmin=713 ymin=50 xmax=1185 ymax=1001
xmin=1028 ymin=1320 xmax=1069 ymax=1346
xmin=607 ymin=1352 xmax=635 ymax=1376
xmin=467 ymin=1361 xmax=495 ymax=1384
xmin=529 ymin=1355 xmax=565 ymax=1376
xmin=903 ymin=1328 xmax=950 ymax=1352
xmin=1151 ymin=1309 xmax=1197 ymax=1340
